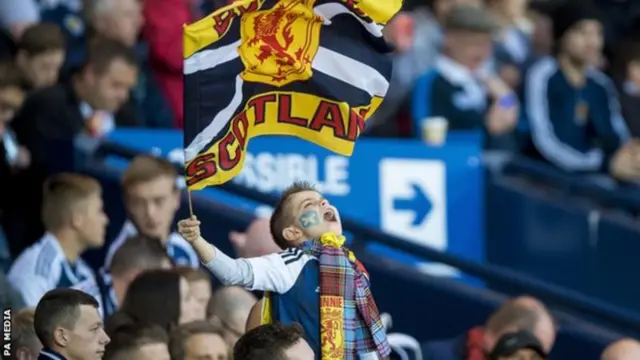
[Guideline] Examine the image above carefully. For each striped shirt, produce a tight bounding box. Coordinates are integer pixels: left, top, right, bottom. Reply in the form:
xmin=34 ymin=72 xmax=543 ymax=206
xmin=72 ymin=272 xmax=118 ymax=319
xmin=8 ymin=233 xmax=96 ymax=307
xmin=104 ymin=220 xmax=199 ymax=268
xmin=522 ymin=57 xmax=630 ymax=171
xmin=205 ymin=248 xmax=321 ymax=355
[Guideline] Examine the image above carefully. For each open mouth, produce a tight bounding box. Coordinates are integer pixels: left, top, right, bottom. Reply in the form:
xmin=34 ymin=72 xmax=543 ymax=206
xmin=323 ymin=207 xmax=337 ymax=222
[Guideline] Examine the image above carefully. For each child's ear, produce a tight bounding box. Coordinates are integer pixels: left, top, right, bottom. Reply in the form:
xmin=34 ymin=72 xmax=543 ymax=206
xmin=283 ymin=225 xmax=303 ymax=243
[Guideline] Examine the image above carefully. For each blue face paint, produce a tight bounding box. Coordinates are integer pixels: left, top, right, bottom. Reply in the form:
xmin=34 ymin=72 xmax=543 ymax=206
xmin=298 ymin=210 xmax=321 ymax=229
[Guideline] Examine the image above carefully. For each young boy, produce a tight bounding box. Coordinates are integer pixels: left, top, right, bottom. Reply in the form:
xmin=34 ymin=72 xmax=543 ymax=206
xmin=178 ymin=182 xmax=390 ymax=360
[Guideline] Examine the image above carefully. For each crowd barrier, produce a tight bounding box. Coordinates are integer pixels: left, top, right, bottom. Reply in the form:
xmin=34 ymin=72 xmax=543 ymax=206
xmin=84 ymin=142 xmax=640 ymax=355
xmin=488 ymin=157 xmax=640 ymax=313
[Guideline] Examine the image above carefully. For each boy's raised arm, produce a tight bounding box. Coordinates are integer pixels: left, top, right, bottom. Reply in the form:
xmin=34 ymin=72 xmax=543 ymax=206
xmin=178 ymin=217 xmax=308 ymax=293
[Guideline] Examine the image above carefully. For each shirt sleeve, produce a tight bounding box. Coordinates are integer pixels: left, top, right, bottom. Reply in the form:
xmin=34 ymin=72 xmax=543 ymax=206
xmin=12 ymin=276 xmax=50 ymax=307
xmin=589 ymin=70 xmax=631 ymax=154
xmin=204 ymin=248 xmax=312 ymax=294
xmin=525 ymin=58 xmax=604 ymax=171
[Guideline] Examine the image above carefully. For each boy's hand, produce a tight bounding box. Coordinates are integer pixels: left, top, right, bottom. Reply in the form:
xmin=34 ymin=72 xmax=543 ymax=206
xmin=178 ymin=216 xmax=202 ymax=243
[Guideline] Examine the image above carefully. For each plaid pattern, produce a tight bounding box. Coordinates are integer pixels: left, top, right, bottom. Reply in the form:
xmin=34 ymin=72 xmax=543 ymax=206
xmin=303 ymin=233 xmax=390 ymax=359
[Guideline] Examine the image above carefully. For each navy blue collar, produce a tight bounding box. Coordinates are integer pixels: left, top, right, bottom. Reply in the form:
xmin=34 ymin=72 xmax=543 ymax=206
xmin=38 ymin=348 xmax=67 ymax=360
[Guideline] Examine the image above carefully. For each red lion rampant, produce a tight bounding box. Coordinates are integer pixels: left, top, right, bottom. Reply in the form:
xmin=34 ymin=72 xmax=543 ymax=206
xmin=248 ymin=3 xmax=310 ymax=81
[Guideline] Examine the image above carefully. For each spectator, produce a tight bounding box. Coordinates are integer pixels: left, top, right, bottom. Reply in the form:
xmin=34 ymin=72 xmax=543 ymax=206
xmin=11 ymin=308 xmax=42 ymax=360
xmin=0 ymin=61 xmax=28 ymax=261
xmin=206 ymin=286 xmax=257 ymax=348
xmin=511 ymin=296 xmax=555 ymax=353
xmin=169 ymin=320 xmax=228 ymax=360
xmin=611 ymin=39 xmax=640 ymax=137
xmin=229 ymin=217 xmax=280 ymax=258
xmin=82 ymin=0 xmax=174 ymax=128
xmin=233 ymin=323 xmax=314 ymax=360
xmin=368 ymin=0 xmax=483 ymax=137
xmin=76 ymin=234 xmax=172 ymax=318
xmin=104 ymin=155 xmax=198 ymax=268
xmin=421 ymin=298 xmax=554 ymax=359
xmin=105 ymin=269 xmax=199 ymax=336
xmin=488 ymin=331 xmax=547 ymax=360
xmin=175 ymin=267 xmax=212 ymax=321
xmin=411 ymin=5 xmax=518 ymax=144
xmin=179 ymin=181 xmax=390 ymax=358
xmin=10 ymin=38 xmax=139 ymax=246
xmin=104 ymin=324 xmax=170 ymax=360
xmin=83 ymin=0 xmax=142 ymax=49
xmin=522 ymin=0 xmax=640 ymax=180
xmin=15 ymin=23 xmax=65 ymax=90
xmin=8 ymin=174 xmax=107 ymax=307
xmin=34 ymin=288 xmax=110 ymax=359
xmin=601 ymin=338 xmax=640 ymax=360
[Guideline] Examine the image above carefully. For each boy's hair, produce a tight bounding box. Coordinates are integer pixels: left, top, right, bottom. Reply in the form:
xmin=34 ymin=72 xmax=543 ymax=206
xmin=269 ymin=181 xmax=317 ymax=250
xmin=233 ymin=323 xmax=305 ymax=360
xmin=169 ymin=321 xmax=225 ymax=360
xmin=34 ymin=289 xmax=100 ymax=348
xmin=109 ymin=234 xmax=172 ymax=277
xmin=85 ymin=36 xmax=138 ymax=75
xmin=18 ymin=23 xmax=65 ymax=55
xmin=41 ymin=173 xmax=102 ymax=232
xmin=121 ymin=155 xmax=178 ymax=191
xmin=0 ymin=61 xmax=28 ymax=90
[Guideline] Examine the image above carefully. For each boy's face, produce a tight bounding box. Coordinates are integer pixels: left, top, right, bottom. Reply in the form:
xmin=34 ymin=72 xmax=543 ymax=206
xmin=19 ymin=49 xmax=64 ymax=89
xmin=282 ymin=190 xmax=342 ymax=244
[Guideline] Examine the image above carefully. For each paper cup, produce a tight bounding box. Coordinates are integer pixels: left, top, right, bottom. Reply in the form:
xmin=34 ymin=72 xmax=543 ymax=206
xmin=421 ymin=117 xmax=448 ymax=146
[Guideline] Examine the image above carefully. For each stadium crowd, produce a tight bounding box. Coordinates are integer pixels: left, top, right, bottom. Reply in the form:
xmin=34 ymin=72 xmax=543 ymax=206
xmin=0 ymin=0 xmax=640 ymax=359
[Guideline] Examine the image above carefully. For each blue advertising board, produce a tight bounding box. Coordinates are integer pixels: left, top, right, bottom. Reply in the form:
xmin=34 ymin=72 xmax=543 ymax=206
xmin=106 ymin=129 xmax=485 ymax=273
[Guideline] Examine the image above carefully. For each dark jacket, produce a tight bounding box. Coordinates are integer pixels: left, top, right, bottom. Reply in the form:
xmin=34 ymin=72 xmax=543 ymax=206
xmin=9 ymin=82 xmax=139 ymax=246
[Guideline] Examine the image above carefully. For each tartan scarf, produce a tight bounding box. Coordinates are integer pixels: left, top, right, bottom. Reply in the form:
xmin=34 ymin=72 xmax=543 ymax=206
xmin=302 ymin=232 xmax=390 ymax=360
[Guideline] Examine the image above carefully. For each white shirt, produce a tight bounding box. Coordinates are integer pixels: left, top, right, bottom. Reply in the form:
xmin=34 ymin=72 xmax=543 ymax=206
xmin=8 ymin=233 xmax=96 ymax=307
xmin=104 ymin=221 xmax=199 ymax=268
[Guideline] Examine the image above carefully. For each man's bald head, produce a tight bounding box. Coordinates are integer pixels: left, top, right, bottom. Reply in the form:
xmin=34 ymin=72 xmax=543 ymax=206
xmin=602 ymin=339 xmax=640 ymax=360
xmin=512 ymin=296 xmax=556 ymax=352
xmin=207 ymin=286 xmax=257 ymax=340
xmin=229 ymin=218 xmax=281 ymax=257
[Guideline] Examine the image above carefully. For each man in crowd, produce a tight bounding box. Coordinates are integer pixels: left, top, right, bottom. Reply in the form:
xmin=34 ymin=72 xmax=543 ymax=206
xmin=76 ymin=234 xmax=172 ymax=318
xmin=411 ymin=5 xmax=517 ymax=144
xmin=368 ymin=0 xmax=483 ymax=136
xmin=11 ymin=308 xmax=42 ymax=360
xmin=601 ymin=338 xmax=640 ymax=360
xmin=421 ymin=296 xmax=555 ymax=359
xmin=169 ymin=321 xmax=228 ymax=360
xmin=105 ymin=155 xmax=198 ymax=268
xmin=206 ymin=286 xmax=257 ymax=348
xmin=175 ymin=267 xmax=212 ymax=321
xmin=8 ymin=174 xmax=107 ymax=307
xmin=34 ymin=288 xmax=110 ymax=360
xmin=229 ymin=217 xmax=281 ymax=258
xmin=104 ymin=324 xmax=170 ymax=360
xmin=233 ymin=323 xmax=314 ymax=360
xmin=15 ymin=23 xmax=65 ymax=90
xmin=11 ymin=38 xmax=139 ymax=246
xmin=522 ymin=0 xmax=640 ymax=180
xmin=81 ymin=0 xmax=173 ymax=127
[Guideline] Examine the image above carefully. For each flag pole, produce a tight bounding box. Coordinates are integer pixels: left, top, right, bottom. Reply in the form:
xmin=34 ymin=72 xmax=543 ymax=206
xmin=184 ymin=149 xmax=195 ymax=217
